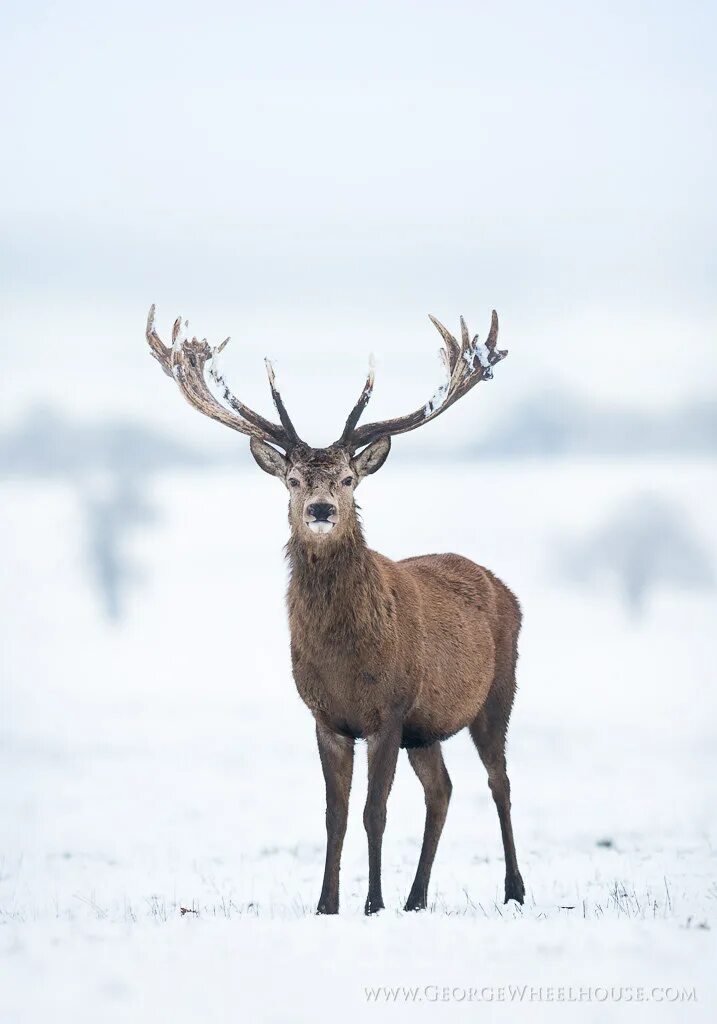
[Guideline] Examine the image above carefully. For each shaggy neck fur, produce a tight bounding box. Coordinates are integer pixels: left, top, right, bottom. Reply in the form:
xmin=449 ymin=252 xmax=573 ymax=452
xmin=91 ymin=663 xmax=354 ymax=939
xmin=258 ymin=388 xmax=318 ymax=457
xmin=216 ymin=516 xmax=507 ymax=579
xmin=286 ymin=514 xmax=391 ymax=649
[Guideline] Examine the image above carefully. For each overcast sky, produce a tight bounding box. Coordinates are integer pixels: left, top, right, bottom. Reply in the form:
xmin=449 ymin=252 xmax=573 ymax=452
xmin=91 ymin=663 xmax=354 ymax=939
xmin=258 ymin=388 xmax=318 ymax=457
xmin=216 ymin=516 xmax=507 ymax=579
xmin=2 ymin=0 xmax=715 ymax=448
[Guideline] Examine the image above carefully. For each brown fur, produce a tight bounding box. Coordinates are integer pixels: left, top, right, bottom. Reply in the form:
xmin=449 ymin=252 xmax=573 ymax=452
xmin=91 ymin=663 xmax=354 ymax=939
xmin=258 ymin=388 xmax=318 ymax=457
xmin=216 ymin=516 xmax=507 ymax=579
xmin=270 ymin=443 xmax=525 ymax=914
xmin=288 ymin=532 xmax=519 ymax=749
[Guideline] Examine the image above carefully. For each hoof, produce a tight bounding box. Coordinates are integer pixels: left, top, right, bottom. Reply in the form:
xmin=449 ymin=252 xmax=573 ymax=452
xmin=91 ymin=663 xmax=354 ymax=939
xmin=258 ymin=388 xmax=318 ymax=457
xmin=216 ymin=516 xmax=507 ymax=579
xmin=404 ymin=892 xmax=427 ymax=912
xmin=504 ymin=873 xmax=525 ymax=905
xmin=316 ymin=900 xmax=339 ymax=915
xmin=364 ymin=897 xmax=385 ymax=916
xmin=403 ymin=897 xmax=426 ymax=913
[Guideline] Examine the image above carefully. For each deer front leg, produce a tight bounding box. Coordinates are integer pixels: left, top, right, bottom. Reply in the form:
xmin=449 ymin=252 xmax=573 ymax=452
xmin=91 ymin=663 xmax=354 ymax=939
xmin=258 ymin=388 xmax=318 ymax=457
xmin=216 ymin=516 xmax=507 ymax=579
xmin=364 ymin=711 xmax=403 ymax=915
xmin=315 ymin=721 xmax=355 ymax=915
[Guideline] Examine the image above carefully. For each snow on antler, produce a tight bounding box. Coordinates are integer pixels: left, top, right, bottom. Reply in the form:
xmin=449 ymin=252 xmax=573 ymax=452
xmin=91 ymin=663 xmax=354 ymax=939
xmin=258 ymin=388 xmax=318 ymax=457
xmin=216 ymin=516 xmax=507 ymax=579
xmin=337 ymin=310 xmax=508 ymax=451
xmin=145 ymin=306 xmax=302 ymax=452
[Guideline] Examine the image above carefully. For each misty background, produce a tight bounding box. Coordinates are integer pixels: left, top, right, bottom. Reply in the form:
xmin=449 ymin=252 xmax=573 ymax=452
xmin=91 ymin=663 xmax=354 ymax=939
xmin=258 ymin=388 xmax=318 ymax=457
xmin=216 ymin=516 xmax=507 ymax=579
xmin=2 ymin=0 xmax=715 ymax=621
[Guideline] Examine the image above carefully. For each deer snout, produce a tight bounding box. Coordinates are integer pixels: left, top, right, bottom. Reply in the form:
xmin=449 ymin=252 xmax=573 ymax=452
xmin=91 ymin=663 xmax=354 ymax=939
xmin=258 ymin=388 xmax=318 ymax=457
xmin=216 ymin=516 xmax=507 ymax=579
xmin=307 ymin=501 xmax=336 ymax=522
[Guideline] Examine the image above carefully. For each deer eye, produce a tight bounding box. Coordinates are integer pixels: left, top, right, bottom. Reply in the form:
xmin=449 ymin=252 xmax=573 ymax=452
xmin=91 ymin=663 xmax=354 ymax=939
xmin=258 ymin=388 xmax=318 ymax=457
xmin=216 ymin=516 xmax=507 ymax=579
xmin=288 ymin=477 xmax=301 ymax=488
xmin=341 ymin=476 xmax=354 ymax=486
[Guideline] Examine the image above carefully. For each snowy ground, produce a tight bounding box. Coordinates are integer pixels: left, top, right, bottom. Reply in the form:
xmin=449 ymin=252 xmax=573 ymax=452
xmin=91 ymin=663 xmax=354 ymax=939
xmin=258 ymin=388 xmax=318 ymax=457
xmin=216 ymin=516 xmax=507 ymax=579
xmin=1 ymin=460 xmax=715 ymax=1021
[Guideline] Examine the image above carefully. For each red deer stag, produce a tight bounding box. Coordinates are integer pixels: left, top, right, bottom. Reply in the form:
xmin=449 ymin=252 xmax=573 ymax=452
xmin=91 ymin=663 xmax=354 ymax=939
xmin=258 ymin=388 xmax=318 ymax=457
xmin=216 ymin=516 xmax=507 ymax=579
xmin=145 ymin=305 xmax=524 ymax=915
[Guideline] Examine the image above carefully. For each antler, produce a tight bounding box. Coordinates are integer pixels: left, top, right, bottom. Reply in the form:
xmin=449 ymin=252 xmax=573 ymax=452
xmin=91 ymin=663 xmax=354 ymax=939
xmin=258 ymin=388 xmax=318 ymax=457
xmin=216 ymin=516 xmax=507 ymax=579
xmin=336 ymin=311 xmax=507 ymax=452
xmin=145 ymin=305 xmax=301 ymax=452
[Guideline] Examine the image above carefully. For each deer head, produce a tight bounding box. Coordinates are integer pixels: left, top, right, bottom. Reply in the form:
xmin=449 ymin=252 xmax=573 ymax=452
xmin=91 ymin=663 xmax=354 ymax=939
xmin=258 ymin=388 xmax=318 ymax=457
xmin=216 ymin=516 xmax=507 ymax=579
xmin=145 ymin=306 xmax=507 ymax=546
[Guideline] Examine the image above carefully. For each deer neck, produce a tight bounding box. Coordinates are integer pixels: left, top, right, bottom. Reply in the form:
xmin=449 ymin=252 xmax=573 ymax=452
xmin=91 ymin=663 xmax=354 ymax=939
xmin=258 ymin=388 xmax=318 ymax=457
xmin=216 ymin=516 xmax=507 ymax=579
xmin=286 ymin=519 xmax=388 ymax=646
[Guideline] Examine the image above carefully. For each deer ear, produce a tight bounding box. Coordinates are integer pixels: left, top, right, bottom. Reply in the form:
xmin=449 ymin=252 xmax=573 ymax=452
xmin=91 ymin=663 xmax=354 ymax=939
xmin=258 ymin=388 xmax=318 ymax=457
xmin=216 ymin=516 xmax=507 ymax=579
xmin=249 ymin=437 xmax=289 ymax=479
xmin=352 ymin=436 xmax=391 ymax=480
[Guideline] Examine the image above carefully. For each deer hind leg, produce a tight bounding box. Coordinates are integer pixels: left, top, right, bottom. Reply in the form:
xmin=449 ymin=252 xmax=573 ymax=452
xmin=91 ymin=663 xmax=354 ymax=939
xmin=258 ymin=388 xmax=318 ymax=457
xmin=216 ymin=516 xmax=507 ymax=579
xmin=469 ymin=683 xmax=525 ymax=905
xmin=364 ymin=712 xmax=403 ymax=915
xmin=315 ymin=721 xmax=355 ymax=915
xmin=404 ymin=743 xmax=452 ymax=912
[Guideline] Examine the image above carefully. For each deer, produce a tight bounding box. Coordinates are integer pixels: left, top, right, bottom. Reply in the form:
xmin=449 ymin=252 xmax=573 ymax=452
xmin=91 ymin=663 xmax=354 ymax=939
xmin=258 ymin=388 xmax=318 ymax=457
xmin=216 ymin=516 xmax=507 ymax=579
xmin=145 ymin=305 xmax=524 ymax=915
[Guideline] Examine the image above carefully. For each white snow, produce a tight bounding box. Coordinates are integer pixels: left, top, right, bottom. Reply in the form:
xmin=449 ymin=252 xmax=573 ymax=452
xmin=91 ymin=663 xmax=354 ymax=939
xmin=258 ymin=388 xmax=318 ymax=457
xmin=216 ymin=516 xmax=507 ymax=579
xmin=462 ymin=335 xmax=495 ymax=380
xmin=172 ymin=318 xmax=188 ymax=354
xmin=424 ymin=382 xmax=448 ymax=416
xmin=470 ymin=337 xmax=493 ymax=370
xmin=209 ymin=343 xmax=225 ymax=383
xmin=1 ymin=459 xmax=715 ymax=1022
xmin=366 ymin=352 xmax=376 ymax=394
xmin=424 ymin=351 xmax=451 ymax=415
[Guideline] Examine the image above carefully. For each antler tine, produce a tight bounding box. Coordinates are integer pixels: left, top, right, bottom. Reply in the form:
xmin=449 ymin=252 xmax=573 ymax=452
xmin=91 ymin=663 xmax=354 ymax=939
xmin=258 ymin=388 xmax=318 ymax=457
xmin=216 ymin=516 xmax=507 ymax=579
xmin=146 ymin=304 xmax=174 ymax=377
xmin=460 ymin=316 xmax=470 ymax=352
xmin=172 ymin=316 xmax=186 ymax=351
xmin=485 ymin=309 xmax=499 ymax=350
xmin=145 ymin=306 xmax=301 ymax=452
xmin=428 ymin=314 xmax=461 ymax=373
xmin=264 ymin=359 xmax=300 ymax=445
xmin=338 ymin=355 xmax=376 ymax=447
xmin=338 ymin=310 xmax=507 ymax=452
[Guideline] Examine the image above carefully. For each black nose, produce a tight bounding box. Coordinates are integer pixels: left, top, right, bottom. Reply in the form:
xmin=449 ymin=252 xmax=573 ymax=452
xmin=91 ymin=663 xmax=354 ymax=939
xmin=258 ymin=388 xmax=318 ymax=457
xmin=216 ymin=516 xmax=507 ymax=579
xmin=307 ymin=502 xmax=336 ymax=522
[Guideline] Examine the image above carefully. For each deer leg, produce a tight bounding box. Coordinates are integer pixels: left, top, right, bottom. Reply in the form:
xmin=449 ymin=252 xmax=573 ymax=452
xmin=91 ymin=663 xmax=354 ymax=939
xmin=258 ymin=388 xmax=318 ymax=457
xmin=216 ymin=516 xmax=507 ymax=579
xmin=404 ymin=743 xmax=452 ymax=912
xmin=315 ymin=721 xmax=355 ymax=915
xmin=469 ymin=695 xmax=525 ymax=905
xmin=364 ymin=712 xmax=403 ymax=915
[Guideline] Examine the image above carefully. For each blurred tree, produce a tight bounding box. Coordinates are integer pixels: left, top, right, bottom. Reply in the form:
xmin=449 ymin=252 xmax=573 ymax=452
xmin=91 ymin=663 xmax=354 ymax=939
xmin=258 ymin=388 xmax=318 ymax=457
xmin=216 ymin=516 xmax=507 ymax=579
xmin=80 ymin=471 xmax=156 ymax=621
xmin=0 ymin=407 xmax=214 ymax=621
xmin=557 ymin=494 xmax=714 ymax=618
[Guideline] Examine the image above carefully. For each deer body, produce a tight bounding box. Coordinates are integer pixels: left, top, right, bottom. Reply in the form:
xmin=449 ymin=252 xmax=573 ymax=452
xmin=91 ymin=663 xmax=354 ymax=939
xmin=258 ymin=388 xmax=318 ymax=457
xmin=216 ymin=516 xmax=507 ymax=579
xmin=146 ymin=305 xmax=525 ymax=915
xmin=288 ymin=538 xmax=516 ymax=748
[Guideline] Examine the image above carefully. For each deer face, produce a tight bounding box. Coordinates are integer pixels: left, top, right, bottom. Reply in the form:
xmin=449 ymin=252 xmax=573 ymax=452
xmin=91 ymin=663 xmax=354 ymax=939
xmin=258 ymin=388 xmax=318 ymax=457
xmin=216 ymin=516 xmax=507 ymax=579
xmin=249 ymin=437 xmax=391 ymax=544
